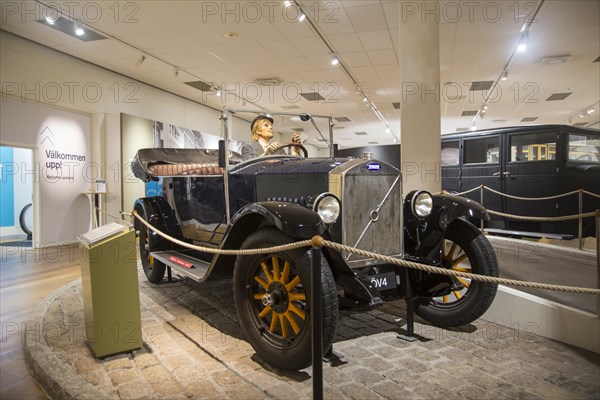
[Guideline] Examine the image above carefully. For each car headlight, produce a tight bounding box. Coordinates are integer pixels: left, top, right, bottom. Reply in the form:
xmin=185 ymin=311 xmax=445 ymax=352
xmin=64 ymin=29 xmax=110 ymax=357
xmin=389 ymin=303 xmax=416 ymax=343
xmin=312 ymin=193 xmax=340 ymax=224
xmin=412 ymin=190 xmax=433 ymax=218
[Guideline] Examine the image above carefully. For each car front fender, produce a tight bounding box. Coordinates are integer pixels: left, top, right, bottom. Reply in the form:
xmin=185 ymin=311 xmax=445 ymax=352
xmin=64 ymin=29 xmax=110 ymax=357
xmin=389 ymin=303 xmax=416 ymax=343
xmin=404 ymin=193 xmax=489 ymax=261
xmin=231 ymin=201 xmax=326 ymax=239
xmin=205 ymin=202 xmax=326 ymax=281
xmin=434 ymin=192 xmax=489 ymax=222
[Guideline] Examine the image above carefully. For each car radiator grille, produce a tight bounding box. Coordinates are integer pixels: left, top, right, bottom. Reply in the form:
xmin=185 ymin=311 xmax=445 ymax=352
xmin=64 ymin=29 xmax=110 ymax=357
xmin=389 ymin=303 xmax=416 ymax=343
xmin=330 ymin=160 xmax=403 ymax=267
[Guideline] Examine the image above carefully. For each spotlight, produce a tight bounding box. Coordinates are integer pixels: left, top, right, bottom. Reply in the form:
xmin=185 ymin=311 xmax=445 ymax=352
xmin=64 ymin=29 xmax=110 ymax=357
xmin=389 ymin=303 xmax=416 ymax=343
xmin=74 ymin=23 xmax=85 ymax=36
xmin=284 ymin=0 xmax=292 ymax=7
xmin=587 ymin=108 xmax=595 ymax=114
xmin=501 ymin=70 xmax=508 ymax=81
xmin=385 ymin=127 xmax=391 ymax=134
xmin=331 ymin=56 xmax=339 ymax=66
xmin=517 ymin=31 xmax=528 ymax=52
xmin=216 ymin=88 xmax=221 ymax=97
xmin=299 ymin=13 xmax=305 ymax=21
xmin=135 ymin=54 xmax=146 ymax=67
xmin=45 ymin=15 xmax=57 ymax=25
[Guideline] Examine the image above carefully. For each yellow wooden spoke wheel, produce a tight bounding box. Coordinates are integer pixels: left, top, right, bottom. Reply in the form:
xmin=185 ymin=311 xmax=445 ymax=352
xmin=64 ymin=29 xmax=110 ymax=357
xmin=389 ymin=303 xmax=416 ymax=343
xmin=234 ymin=228 xmax=338 ymax=370
xmin=416 ymin=219 xmax=499 ymax=328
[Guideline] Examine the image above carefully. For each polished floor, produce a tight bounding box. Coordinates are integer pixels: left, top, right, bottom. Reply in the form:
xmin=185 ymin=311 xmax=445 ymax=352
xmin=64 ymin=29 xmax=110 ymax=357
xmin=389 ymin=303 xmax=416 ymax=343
xmin=1 ymin=244 xmax=81 ymax=399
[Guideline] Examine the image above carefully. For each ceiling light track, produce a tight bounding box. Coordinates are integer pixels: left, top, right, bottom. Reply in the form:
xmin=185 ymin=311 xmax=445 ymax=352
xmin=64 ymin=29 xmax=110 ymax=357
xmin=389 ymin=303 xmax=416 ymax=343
xmin=567 ymin=102 xmax=599 ymax=126
xmin=292 ymin=0 xmax=396 ymax=140
xmin=470 ymin=0 xmax=546 ymax=131
xmin=33 ymin=0 xmax=267 ymax=111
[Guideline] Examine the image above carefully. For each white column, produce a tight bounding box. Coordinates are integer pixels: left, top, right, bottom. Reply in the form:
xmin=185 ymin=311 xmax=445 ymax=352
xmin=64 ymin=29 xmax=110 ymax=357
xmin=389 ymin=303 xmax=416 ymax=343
xmin=399 ymin=1 xmax=442 ymax=194
xmin=90 ymin=113 xmax=106 ymax=225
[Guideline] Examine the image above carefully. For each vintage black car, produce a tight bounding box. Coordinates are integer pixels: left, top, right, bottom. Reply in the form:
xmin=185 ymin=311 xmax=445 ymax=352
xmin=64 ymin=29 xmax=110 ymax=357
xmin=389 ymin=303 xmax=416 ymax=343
xmin=441 ymin=125 xmax=599 ymax=238
xmin=131 ymin=109 xmax=499 ymax=370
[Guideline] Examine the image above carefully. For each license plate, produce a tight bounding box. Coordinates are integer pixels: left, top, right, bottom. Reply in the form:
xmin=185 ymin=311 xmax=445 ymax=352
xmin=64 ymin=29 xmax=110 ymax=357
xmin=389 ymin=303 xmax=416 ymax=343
xmin=369 ymin=271 xmax=397 ymax=290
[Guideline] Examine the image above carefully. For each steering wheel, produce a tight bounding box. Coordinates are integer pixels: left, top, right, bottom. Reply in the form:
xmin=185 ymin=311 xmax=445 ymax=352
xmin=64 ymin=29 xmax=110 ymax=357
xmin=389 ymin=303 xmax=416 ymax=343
xmin=278 ymin=143 xmax=309 ymax=158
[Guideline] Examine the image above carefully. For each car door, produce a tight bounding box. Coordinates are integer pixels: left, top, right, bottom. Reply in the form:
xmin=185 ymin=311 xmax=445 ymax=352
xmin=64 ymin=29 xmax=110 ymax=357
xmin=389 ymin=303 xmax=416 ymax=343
xmin=503 ymin=129 xmax=559 ymax=229
xmin=460 ymin=134 xmax=504 ymax=228
xmin=441 ymin=140 xmax=461 ymax=193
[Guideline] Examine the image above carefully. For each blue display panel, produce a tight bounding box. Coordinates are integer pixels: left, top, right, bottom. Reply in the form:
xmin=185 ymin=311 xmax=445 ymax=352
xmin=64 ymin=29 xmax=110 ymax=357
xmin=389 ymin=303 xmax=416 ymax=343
xmin=0 ymin=147 xmax=15 ymax=227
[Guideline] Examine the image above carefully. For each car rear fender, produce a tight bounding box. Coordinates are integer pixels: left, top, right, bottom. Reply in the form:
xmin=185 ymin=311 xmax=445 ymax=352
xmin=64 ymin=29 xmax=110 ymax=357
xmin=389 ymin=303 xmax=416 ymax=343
xmin=133 ymin=196 xmax=185 ymax=251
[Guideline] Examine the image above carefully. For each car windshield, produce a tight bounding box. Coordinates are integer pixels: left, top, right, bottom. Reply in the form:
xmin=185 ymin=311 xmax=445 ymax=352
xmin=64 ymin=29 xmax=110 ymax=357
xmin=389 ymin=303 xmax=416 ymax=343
xmin=222 ymin=109 xmax=334 ymax=165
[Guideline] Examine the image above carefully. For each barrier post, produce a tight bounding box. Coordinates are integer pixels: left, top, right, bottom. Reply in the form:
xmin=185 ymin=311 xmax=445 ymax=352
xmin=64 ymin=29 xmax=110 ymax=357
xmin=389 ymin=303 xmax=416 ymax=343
xmin=578 ymin=190 xmax=583 ymax=250
xmin=596 ymin=211 xmax=599 ymax=318
xmin=311 ymin=244 xmax=323 ymax=400
xmin=480 ymin=185 xmax=484 ymax=232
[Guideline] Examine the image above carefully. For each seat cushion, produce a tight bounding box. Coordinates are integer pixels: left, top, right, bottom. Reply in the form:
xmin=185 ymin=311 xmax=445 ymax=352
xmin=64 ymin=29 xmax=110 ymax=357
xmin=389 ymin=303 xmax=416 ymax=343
xmin=147 ymin=163 xmax=224 ymax=176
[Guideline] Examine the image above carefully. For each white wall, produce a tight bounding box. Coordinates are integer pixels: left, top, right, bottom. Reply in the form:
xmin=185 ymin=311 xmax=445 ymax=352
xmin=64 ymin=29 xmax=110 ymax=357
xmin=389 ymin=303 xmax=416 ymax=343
xmin=0 ymin=32 xmax=328 ymax=236
xmin=0 ymin=32 xmax=255 ymax=230
xmin=0 ymin=98 xmax=90 ymax=246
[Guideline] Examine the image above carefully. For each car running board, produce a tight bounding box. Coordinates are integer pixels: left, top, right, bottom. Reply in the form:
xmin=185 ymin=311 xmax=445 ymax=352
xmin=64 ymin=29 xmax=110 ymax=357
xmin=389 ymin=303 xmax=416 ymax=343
xmin=150 ymin=250 xmax=210 ymax=282
xmin=485 ymin=228 xmax=574 ymax=240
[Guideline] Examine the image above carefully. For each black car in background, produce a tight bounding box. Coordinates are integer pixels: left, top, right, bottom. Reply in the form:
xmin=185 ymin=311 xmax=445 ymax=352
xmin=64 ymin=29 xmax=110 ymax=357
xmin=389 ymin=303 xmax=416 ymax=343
xmin=441 ymin=125 xmax=600 ymax=238
xmin=132 ymin=109 xmax=499 ymax=370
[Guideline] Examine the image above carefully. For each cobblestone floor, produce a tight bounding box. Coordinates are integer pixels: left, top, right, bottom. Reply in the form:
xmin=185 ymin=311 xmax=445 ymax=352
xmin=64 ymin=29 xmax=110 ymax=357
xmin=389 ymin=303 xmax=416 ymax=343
xmin=24 ymin=268 xmax=600 ymax=400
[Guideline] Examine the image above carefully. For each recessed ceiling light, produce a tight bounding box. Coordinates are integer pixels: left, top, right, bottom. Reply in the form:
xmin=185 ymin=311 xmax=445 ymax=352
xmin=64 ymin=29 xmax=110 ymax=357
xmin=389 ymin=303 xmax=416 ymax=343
xmin=224 ymin=32 xmax=239 ymax=38
xmin=37 ymin=16 xmax=106 ymax=41
xmin=545 ymin=92 xmax=572 ymax=101
xmin=539 ymin=55 xmax=572 ymax=64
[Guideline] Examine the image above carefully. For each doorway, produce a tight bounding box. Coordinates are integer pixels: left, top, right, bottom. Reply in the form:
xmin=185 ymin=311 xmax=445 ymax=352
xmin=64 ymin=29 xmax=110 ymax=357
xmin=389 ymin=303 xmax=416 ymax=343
xmin=0 ymin=146 xmax=34 ymax=247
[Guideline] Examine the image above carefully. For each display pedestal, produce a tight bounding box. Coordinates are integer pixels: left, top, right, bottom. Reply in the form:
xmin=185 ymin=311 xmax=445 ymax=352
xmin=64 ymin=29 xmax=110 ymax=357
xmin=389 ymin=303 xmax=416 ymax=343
xmin=79 ymin=229 xmax=142 ymax=358
xmin=81 ymin=192 xmax=105 ymax=229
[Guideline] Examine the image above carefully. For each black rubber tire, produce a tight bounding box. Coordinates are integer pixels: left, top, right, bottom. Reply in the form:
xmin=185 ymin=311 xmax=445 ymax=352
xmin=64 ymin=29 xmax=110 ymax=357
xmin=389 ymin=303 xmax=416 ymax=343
xmin=416 ymin=218 xmax=499 ymax=327
xmin=233 ymin=227 xmax=338 ymax=370
xmin=19 ymin=203 xmax=33 ymax=240
xmin=137 ymin=209 xmax=166 ymax=284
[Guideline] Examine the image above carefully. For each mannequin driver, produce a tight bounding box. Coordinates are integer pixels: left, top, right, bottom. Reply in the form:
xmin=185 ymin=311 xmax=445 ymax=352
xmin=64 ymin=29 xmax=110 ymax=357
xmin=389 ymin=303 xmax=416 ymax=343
xmin=243 ymin=115 xmax=301 ymax=159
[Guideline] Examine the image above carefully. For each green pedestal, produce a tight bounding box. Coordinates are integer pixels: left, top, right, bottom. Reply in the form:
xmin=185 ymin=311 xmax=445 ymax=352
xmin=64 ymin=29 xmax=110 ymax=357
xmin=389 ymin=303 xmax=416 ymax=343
xmin=80 ymin=229 xmax=142 ymax=358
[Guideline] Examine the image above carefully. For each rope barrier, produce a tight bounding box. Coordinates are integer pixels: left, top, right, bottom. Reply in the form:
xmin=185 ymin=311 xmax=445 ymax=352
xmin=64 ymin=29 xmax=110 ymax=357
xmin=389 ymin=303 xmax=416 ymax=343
xmin=443 ymin=186 xmax=599 ymax=222
xmin=583 ymin=190 xmax=600 ymax=199
xmin=132 ymin=211 xmax=311 ymax=255
xmin=487 ymin=209 xmax=599 ymax=222
xmin=482 ymin=186 xmax=582 ymax=201
xmin=452 ymin=186 xmax=600 ymax=201
xmin=320 ymin=240 xmax=599 ymax=295
xmin=131 ymin=211 xmax=600 ymax=295
xmin=452 ymin=186 xmax=482 ymax=196
xmin=95 ymin=208 xmax=128 ymax=222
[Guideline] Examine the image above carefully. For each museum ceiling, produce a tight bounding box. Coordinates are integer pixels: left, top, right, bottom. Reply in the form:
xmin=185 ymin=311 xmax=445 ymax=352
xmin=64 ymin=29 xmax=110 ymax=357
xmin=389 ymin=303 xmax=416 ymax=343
xmin=1 ymin=0 xmax=598 ymax=147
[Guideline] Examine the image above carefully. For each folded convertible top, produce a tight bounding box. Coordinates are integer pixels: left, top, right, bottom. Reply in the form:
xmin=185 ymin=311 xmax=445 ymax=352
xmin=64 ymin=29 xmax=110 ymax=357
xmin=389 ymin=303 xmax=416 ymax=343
xmin=131 ymin=148 xmax=242 ymax=181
